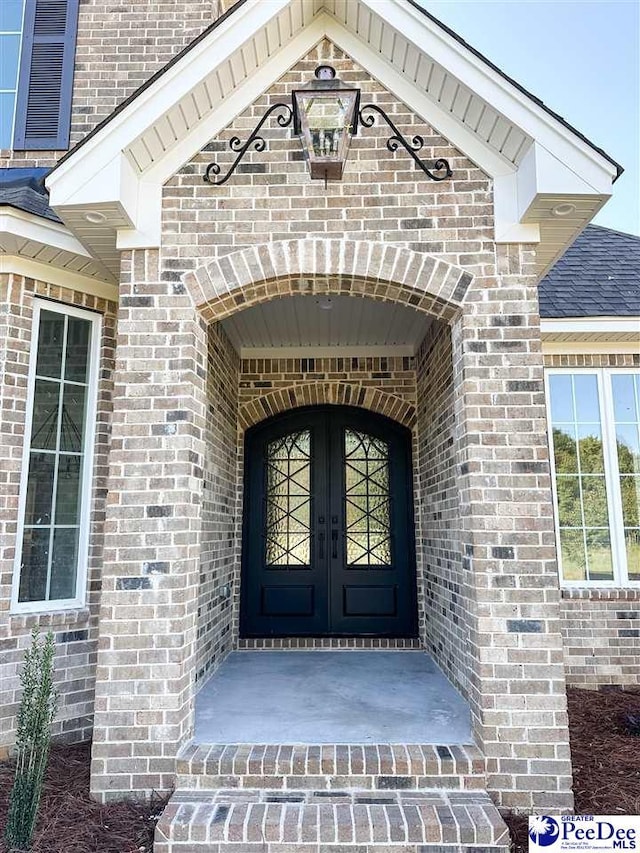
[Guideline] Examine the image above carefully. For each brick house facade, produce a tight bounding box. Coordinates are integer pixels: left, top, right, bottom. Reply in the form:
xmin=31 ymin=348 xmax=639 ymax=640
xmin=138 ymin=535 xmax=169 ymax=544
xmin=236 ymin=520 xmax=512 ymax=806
xmin=0 ymin=0 xmax=637 ymax=844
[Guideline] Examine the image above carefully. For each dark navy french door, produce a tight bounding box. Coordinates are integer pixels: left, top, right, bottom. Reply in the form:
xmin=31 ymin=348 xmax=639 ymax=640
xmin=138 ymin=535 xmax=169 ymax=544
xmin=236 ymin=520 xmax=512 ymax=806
xmin=240 ymin=406 xmax=417 ymax=637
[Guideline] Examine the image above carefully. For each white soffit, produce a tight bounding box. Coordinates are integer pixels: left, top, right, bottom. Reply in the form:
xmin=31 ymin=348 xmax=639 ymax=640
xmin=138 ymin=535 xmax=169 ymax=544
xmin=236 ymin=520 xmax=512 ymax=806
xmin=541 ymin=317 xmax=640 ymax=343
xmin=46 ymin=0 xmax=620 ymax=279
xmin=221 ymin=293 xmax=432 ymax=355
xmin=0 ymin=208 xmax=116 ymax=286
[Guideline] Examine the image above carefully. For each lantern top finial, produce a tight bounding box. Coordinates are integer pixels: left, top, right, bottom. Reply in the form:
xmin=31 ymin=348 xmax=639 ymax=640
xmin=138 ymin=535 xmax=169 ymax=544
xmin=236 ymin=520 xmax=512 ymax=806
xmin=314 ymin=65 xmax=336 ymax=81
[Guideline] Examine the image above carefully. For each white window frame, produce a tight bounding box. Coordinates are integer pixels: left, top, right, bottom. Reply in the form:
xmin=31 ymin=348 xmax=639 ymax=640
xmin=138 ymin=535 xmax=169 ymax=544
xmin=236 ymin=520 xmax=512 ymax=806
xmin=545 ymin=366 xmax=640 ymax=588
xmin=11 ymin=299 xmax=101 ymax=613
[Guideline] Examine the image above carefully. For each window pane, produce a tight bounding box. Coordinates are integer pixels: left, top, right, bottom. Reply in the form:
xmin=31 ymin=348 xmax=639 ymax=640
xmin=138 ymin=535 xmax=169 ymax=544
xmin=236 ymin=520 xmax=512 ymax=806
xmin=0 ymin=0 xmax=24 ymax=30
xmin=50 ymin=528 xmax=79 ymax=600
xmin=625 ymin=530 xmax=640 ymax=581
xmin=556 ymin=476 xmax=581 ymax=526
xmin=0 ymin=91 xmax=15 ymax=149
xmin=616 ymin=424 xmax=640 ymax=473
xmin=55 ymin=457 xmax=82 ymax=525
xmin=585 ymin=530 xmax=613 ymax=581
xmin=574 ymin=374 xmax=600 ymax=422
xmin=24 ymin=453 xmax=55 ymax=525
xmin=552 ymin=425 xmax=578 ymax=473
xmin=18 ymin=528 xmax=50 ymax=602
xmin=620 ymin=476 xmax=640 ymax=528
xmin=60 ymin=384 xmax=86 ymax=452
xmin=65 ymin=317 xmax=91 ymax=383
xmin=36 ymin=311 xmax=65 ymax=379
xmin=31 ymin=380 xmax=60 ymax=451
xmin=0 ymin=34 xmax=20 ymax=88
xmin=612 ymin=375 xmax=638 ymax=422
xmin=577 ymin=424 xmax=604 ymax=473
xmin=559 ymin=529 xmax=586 ymax=582
xmin=549 ymin=374 xmax=574 ymax=422
xmin=582 ymin=477 xmax=609 ymax=528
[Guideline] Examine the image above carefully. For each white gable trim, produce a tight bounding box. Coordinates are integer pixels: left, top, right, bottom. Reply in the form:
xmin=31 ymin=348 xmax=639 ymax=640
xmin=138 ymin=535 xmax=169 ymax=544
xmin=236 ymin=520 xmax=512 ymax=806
xmin=45 ymin=0 xmax=618 ymax=277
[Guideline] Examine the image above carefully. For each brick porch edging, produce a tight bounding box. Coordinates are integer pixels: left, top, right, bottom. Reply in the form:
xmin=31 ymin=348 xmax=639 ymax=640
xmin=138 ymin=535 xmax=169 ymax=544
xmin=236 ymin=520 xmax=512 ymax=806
xmin=177 ymin=743 xmax=485 ymax=792
xmin=155 ymin=788 xmax=509 ymax=850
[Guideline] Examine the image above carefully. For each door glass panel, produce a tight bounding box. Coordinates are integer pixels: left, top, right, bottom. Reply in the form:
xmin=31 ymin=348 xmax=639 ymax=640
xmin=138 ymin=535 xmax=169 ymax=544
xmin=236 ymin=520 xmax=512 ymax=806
xmin=265 ymin=430 xmax=311 ymax=566
xmin=344 ymin=429 xmax=391 ymax=566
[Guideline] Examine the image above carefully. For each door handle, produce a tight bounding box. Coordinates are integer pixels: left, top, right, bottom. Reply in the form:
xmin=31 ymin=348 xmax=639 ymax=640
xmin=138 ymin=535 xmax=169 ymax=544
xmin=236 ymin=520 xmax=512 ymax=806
xmin=331 ymin=529 xmax=338 ymax=559
xmin=319 ymin=531 xmax=325 ymax=560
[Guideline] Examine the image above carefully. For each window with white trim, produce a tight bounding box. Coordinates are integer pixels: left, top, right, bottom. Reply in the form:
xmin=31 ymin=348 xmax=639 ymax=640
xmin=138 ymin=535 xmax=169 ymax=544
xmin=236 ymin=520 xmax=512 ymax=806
xmin=13 ymin=301 xmax=100 ymax=610
xmin=546 ymin=369 xmax=640 ymax=586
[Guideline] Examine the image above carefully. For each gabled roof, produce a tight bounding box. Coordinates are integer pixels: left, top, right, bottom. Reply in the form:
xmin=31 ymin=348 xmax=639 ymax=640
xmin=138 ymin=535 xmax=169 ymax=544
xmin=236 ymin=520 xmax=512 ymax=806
xmin=51 ymin=0 xmax=622 ymax=181
xmin=41 ymin=0 xmax=622 ymax=283
xmin=539 ymin=225 xmax=640 ymax=318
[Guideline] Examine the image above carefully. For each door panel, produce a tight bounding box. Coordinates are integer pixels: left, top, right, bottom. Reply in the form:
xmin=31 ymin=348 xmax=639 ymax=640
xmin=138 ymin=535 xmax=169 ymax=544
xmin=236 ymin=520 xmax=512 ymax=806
xmin=241 ymin=406 xmax=417 ymax=637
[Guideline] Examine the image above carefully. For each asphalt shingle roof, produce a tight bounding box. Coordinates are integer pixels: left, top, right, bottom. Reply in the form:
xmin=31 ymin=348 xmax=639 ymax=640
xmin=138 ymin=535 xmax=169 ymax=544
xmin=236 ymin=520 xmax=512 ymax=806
xmin=0 ymin=168 xmax=62 ymax=224
xmin=539 ymin=225 xmax=640 ymax=318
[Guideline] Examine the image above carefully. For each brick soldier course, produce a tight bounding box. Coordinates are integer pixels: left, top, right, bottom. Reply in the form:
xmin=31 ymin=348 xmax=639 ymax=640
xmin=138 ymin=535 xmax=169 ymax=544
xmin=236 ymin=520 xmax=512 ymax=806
xmin=0 ymin=0 xmax=633 ymax=845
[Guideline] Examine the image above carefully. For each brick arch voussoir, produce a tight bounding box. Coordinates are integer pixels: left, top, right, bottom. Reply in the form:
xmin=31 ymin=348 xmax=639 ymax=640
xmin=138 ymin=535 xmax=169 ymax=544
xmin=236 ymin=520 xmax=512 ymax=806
xmin=238 ymin=383 xmax=417 ymax=433
xmin=182 ymin=239 xmax=473 ymax=323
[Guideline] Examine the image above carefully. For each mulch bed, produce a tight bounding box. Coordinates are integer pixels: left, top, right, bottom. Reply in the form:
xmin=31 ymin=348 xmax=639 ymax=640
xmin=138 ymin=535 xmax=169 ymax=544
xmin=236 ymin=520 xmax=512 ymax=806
xmin=1 ymin=686 xmax=639 ymax=852
xmin=0 ymin=743 xmax=167 ymax=853
xmin=504 ymin=685 xmax=640 ymax=853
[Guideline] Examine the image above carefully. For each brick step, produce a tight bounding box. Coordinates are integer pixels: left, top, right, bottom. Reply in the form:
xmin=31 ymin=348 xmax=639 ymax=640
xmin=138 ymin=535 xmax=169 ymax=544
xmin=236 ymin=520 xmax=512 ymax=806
xmin=155 ymin=788 xmax=510 ymax=852
xmin=176 ymin=742 xmax=485 ymax=791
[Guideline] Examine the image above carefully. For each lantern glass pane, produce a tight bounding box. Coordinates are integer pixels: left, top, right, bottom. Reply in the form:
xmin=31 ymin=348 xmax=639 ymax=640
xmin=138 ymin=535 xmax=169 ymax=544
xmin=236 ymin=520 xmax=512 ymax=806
xmin=299 ymin=93 xmax=354 ymax=158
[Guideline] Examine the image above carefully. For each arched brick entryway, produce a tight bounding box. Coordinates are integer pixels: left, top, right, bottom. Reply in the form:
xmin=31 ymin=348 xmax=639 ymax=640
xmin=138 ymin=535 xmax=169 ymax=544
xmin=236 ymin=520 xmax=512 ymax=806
xmin=238 ymin=382 xmax=416 ymax=432
xmin=182 ymin=239 xmax=473 ymax=323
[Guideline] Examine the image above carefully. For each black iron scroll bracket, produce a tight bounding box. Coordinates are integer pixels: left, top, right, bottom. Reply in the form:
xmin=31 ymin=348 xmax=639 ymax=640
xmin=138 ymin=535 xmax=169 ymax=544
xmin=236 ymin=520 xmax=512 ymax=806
xmin=203 ymin=103 xmax=294 ymax=186
xmin=358 ymin=103 xmax=452 ymax=181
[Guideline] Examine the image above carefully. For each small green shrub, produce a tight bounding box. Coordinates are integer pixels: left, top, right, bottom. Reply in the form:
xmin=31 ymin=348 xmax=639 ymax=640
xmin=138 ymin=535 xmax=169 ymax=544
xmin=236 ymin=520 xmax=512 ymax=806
xmin=4 ymin=628 xmax=58 ymax=851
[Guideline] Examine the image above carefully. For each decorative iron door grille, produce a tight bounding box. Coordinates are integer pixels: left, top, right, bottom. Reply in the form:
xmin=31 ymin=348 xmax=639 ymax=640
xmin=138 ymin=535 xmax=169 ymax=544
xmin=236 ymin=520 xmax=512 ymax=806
xmin=241 ymin=405 xmax=417 ymax=637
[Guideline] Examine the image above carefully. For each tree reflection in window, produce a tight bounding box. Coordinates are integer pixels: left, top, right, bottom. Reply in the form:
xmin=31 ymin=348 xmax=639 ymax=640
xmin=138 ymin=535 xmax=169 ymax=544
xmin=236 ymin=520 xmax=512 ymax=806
xmin=549 ymin=373 xmax=613 ymax=582
xmin=344 ymin=429 xmax=391 ymax=566
xmin=264 ymin=430 xmax=311 ymax=566
xmin=611 ymin=374 xmax=640 ymax=580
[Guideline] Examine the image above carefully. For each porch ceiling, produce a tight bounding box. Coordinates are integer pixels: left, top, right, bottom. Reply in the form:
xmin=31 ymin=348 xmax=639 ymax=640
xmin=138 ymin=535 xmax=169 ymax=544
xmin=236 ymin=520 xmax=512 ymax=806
xmin=220 ymin=293 xmax=433 ymax=357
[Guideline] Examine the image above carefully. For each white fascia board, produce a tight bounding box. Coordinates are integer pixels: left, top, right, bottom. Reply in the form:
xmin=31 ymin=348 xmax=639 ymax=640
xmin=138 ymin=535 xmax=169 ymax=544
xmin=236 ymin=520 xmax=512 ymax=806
xmin=361 ymin=0 xmax=618 ymax=188
xmin=0 ymin=255 xmax=117 ymax=300
xmin=541 ymin=318 xmax=640 ymax=335
xmin=0 ymin=208 xmax=93 ymax=257
xmin=46 ymin=0 xmax=290 ymax=197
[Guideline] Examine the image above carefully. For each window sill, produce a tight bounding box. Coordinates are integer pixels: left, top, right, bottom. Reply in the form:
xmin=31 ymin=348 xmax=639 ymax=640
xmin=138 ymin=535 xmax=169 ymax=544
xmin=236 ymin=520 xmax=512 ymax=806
xmin=561 ymin=588 xmax=640 ymax=601
xmin=9 ymin=607 xmax=91 ymax=631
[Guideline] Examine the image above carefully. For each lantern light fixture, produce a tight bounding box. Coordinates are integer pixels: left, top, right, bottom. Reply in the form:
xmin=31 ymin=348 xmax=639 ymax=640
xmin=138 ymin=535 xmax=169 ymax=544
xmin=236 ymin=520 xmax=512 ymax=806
xmin=204 ymin=66 xmax=452 ymax=187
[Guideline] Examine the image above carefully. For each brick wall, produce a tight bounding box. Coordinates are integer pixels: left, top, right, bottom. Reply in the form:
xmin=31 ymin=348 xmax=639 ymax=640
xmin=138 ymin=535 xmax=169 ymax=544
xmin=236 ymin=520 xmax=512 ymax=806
xmin=544 ymin=351 xmax=640 ymax=688
xmin=0 ymin=274 xmax=115 ymax=750
xmin=196 ymin=321 xmax=239 ymax=682
xmin=415 ymin=321 xmax=471 ymax=698
xmin=161 ymin=40 xmax=494 ymax=281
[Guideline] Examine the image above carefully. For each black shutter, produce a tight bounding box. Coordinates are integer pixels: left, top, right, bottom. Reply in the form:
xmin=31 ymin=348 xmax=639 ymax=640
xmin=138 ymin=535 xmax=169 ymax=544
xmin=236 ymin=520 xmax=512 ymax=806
xmin=13 ymin=0 xmax=79 ymax=150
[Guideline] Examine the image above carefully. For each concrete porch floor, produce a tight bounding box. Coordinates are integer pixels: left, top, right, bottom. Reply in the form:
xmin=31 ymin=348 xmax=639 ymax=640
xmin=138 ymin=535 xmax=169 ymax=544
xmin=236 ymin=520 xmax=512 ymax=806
xmin=194 ymin=651 xmax=472 ymax=744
